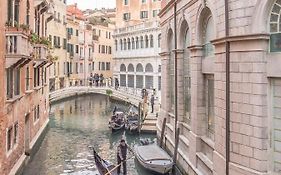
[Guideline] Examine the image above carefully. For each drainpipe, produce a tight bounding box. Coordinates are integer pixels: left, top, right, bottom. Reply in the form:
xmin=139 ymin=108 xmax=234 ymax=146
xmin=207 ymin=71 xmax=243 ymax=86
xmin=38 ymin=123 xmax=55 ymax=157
xmin=225 ymin=0 xmax=230 ymax=174
xmin=173 ymin=0 xmax=179 ymax=163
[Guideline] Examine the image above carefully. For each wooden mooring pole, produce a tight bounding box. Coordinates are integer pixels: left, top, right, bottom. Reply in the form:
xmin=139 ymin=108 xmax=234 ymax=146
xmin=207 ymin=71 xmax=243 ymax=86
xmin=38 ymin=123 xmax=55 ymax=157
xmin=172 ymin=127 xmax=180 ymax=174
xmin=159 ymin=118 xmax=167 ymax=148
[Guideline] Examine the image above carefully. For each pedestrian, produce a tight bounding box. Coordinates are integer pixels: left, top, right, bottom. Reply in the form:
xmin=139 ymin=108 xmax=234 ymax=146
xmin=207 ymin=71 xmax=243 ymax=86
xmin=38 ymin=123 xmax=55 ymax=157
xmin=100 ymin=74 xmax=104 ymax=86
xmin=150 ymin=94 xmax=154 ymax=113
xmin=89 ymin=73 xmax=93 ymax=87
xmin=115 ymin=78 xmax=119 ymax=90
xmin=96 ymin=74 xmax=100 ymax=86
xmin=117 ymin=139 xmax=133 ymax=175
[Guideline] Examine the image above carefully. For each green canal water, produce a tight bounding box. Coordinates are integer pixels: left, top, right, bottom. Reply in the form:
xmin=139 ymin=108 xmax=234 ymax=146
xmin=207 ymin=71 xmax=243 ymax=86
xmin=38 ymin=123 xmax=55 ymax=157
xmin=22 ymin=94 xmax=156 ymax=175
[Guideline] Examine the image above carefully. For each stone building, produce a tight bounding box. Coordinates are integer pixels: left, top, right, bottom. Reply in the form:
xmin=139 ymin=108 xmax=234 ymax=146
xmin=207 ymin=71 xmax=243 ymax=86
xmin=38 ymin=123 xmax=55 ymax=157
xmin=47 ymin=0 xmax=68 ymax=91
xmin=64 ymin=4 xmax=115 ymax=86
xmin=0 ymin=0 xmax=53 ymax=174
xmin=158 ymin=0 xmax=281 ymax=175
xmin=113 ymin=0 xmax=162 ymax=94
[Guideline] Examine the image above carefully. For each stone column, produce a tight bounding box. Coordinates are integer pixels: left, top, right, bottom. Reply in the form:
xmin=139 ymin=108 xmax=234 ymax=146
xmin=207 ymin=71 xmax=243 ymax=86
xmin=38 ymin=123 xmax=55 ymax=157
xmin=188 ymin=45 xmax=205 ymax=166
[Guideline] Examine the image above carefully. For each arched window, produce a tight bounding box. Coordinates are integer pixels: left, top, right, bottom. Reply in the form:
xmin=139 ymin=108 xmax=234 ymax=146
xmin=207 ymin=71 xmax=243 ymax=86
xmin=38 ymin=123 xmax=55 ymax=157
xmin=145 ymin=63 xmax=153 ymax=72
xmin=150 ymin=34 xmax=154 ymax=48
xmin=167 ymin=29 xmax=174 ymax=112
xmin=136 ymin=63 xmax=143 ymax=72
xmin=132 ymin=37 xmax=135 ymax=49
xmin=123 ymin=39 xmax=127 ymax=50
xmin=127 ymin=38 xmax=131 ymax=50
xmin=180 ymin=20 xmax=191 ymax=124
xmin=128 ymin=64 xmax=134 ymax=72
xmin=136 ymin=37 xmax=139 ymax=49
xmin=158 ymin=34 xmax=161 ymax=48
xmin=202 ymin=13 xmax=215 ymax=56
xmin=140 ymin=36 xmax=144 ymax=48
xmin=136 ymin=63 xmax=144 ymax=88
xmin=145 ymin=35 xmax=149 ymax=48
xmin=120 ymin=39 xmax=123 ymax=50
xmin=270 ymin=0 xmax=281 ymax=52
xmin=115 ymin=40 xmax=118 ymax=51
xmin=120 ymin=64 xmax=126 ymax=72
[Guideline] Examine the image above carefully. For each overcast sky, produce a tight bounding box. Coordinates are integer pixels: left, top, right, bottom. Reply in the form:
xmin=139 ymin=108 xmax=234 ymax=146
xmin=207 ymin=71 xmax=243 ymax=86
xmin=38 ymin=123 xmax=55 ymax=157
xmin=67 ymin=0 xmax=116 ymax=10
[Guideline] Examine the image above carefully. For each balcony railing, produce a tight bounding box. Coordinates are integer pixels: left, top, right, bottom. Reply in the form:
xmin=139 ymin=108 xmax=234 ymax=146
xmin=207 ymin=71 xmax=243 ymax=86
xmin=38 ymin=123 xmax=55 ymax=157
xmin=114 ymin=21 xmax=159 ymax=34
xmin=33 ymin=44 xmax=48 ymax=60
xmin=6 ymin=30 xmax=30 ymax=56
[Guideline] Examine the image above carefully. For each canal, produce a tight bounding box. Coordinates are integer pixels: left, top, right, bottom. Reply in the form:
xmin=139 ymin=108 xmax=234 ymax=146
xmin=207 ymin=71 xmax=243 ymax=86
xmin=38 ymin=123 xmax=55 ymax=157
xmin=23 ymin=94 xmax=156 ymax=175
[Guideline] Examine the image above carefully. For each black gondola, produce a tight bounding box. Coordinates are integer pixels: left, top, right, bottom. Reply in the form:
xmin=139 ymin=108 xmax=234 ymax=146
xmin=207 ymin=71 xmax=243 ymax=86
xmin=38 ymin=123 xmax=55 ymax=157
xmin=125 ymin=113 xmax=139 ymax=133
xmin=109 ymin=111 xmax=125 ymax=132
xmin=91 ymin=147 xmax=118 ymax=175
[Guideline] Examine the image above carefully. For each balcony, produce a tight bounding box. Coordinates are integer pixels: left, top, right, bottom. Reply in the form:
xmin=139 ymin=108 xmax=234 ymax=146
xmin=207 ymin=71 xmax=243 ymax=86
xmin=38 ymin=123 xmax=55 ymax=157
xmin=5 ymin=29 xmax=31 ymax=68
xmin=33 ymin=44 xmax=49 ymax=67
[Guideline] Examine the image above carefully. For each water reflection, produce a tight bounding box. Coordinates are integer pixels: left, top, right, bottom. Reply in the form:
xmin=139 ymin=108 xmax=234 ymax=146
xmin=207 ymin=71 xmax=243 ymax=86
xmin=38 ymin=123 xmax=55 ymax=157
xmin=23 ymin=94 xmax=155 ymax=175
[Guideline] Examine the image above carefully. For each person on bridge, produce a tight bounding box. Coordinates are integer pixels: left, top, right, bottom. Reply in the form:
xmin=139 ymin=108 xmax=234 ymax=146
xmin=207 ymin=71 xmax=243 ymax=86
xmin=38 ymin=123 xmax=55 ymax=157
xmin=117 ymin=139 xmax=133 ymax=175
xmin=150 ymin=94 xmax=155 ymax=113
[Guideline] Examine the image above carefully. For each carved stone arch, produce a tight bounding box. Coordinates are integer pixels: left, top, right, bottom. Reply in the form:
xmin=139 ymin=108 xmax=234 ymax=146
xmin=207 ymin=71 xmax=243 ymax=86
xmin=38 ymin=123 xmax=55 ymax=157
xmin=194 ymin=1 xmax=217 ymax=45
xmin=251 ymin=0 xmax=275 ymax=33
xmin=178 ymin=20 xmax=190 ymax=49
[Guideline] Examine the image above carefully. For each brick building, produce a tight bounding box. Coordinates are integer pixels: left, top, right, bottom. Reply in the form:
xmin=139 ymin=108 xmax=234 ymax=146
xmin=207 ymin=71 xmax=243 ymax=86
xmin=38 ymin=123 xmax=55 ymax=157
xmin=0 ymin=0 xmax=53 ymax=174
xmin=159 ymin=0 xmax=281 ymax=175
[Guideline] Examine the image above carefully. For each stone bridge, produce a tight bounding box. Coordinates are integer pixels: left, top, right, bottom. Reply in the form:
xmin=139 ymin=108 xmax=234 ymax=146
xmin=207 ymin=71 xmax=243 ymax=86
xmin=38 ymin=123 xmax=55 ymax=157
xmin=49 ymin=86 xmax=144 ymax=107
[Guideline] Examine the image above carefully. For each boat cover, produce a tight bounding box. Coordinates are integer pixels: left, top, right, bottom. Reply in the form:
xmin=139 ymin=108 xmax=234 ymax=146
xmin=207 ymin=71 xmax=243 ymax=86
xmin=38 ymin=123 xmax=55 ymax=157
xmin=136 ymin=144 xmax=172 ymax=162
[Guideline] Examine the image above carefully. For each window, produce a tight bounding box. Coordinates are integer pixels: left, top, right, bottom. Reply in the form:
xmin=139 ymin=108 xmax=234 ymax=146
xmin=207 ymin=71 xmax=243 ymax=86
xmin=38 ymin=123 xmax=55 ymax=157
xmin=158 ymin=34 xmax=161 ymax=48
xmin=115 ymin=40 xmax=118 ymax=51
xmin=102 ymin=62 xmax=105 ymax=70
xmin=124 ymin=39 xmax=127 ymax=50
xmin=92 ymin=62 xmax=95 ymax=70
xmin=14 ymin=122 xmax=18 ymax=145
xmin=63 ymin=38 xmax=67 ymax=49
xmin=7 ymin=127 xmax=12 ymax=151
xmin=270 ymin=0 xmax=281 ymax=52
xmin=205 ymin=76 xmax=214 ymax=140
xmin=80 ymin=63 xmax=83 ymax=73
xmin=26 ymin=66 xmax=30 ymax=90
xmin=150 ymin=35 xmax=154 ymax=47
xmin=106 ymin=62 xmax=111 ymax=70
xmin=109 ymin=46 xmax=112 ymax=54
xmin=127 ymin=38 xmax=131 ymax=50
xmin=123 ymin=13 xmax=130 ymax=21
xmin=124 ymin=0 xmax=128 ymax=5
xmin=153 ymin=10 xmax=158 ymax=17
xmin=34 ymin=105 xmax=40 ymax=121
xmin=140 ymin=36 xmax=144 ymax=48
xmin=203 ymin=15 xmax=215 ymax=57
xmin=132 ymin=38 xmax=135 ymax=49
xmin=145 ymin=35 xmax=149 ymax=48
xmin=136 ymin=37 xmax=139 ymax=49
xmin=142 ymin=0 xmax=146 ymax=3
xmin=76 ymin=30 xmax=79 ymax=36
xmin=140 ymin=11 xmax=148 ymax=19
xmin=14 ymin=67 xmax=20 ymax=96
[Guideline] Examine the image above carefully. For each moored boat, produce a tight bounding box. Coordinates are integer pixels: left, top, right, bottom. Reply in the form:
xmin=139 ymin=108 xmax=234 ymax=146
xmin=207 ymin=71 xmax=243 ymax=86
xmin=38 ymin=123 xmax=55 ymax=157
xmin=125 ymin=113 xmax=139 ymax=133
xmin=90 ymin=147 xmax=118 ymax=175
xmin=109 ymin=111 xmax=125 ymax=132
xmin=135 ymin=144 xmax=173 ymax=174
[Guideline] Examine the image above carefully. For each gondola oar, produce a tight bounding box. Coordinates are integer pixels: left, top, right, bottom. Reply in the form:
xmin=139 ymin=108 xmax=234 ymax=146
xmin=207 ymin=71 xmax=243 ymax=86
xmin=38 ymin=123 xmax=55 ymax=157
xmin=104 ymin=154 xmax=135 ymax=175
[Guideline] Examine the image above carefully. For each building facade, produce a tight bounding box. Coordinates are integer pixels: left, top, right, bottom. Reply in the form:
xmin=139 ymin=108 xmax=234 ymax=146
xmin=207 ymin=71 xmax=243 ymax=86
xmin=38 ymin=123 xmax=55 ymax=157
xmin=159 ymin=0 xmax=281 ymax=175
xmin=63 ymin=4 xmax=115 ymax=87
xmin=0 ymin=0 xmax=53 ymax=174
xmin=113 ymin=0 xmax=162 ymax=94
xmin=47 ymin=0 xmax=68 ymax=91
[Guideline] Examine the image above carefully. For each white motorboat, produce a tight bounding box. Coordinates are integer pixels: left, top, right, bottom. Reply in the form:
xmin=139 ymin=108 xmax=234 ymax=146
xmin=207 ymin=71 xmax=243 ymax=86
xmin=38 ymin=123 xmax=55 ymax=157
xmin=135 ymin=144 xmax=173 ymax=174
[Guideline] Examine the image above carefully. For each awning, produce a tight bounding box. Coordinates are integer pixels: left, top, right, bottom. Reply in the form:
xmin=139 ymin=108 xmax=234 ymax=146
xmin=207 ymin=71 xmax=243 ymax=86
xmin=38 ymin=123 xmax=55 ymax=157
xmin=33 ymin=60 xmax=47 ymax=68
xmin=5 ymin=57 xmax=26 ymax=68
